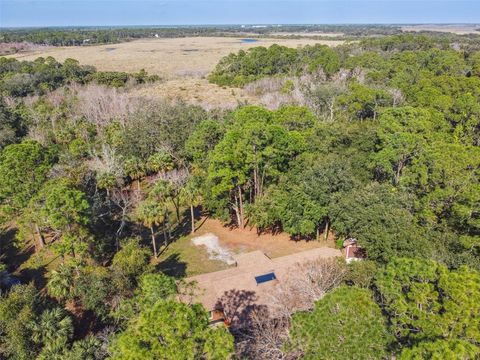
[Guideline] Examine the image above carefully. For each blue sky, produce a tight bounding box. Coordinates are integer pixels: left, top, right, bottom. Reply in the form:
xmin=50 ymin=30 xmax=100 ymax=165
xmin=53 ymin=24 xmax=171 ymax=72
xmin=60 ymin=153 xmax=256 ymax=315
xmin=1 ymin=0 xmax=479 ymax=27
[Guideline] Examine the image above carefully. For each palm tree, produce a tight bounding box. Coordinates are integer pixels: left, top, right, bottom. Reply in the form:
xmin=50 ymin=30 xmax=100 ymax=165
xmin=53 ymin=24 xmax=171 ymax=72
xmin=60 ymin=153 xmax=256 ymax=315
xmin=136 ymin=201 xmax=163 ymax=258
xmin=46 ymin=264 xmax=75 ymax=301
xmin=30 ymin=308 xmax=73 ymax=350
xmin=146 ymin=151 xmax=174 ymax=175
xmin=150 ymin=180 xmax=174 ymax=241
xmin=180 ymin=179 xmax=201 ymax=234
xmin=124 ymin=157 xmax=146 ymax=191
xmin=64 ymin=335 xmax=99 ymax=359
xmin=96 ymin=172 xmax=118 ymax=196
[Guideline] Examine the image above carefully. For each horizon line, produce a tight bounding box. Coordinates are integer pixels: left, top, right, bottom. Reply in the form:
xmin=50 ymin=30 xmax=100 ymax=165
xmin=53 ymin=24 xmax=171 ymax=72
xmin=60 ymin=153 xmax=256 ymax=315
xmin=2 ymin=22 xmax=479 ymax=29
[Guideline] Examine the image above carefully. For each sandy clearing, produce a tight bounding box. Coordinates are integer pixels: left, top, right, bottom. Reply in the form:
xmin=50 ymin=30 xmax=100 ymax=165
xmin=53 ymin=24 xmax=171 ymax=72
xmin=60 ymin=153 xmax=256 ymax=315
xmin=8 ymin=36 xmax=343 ymax=79
xmin=191 ymin=233 xmax=236 ymax=265
xmin=194 ymin=218 xmax=334 ymax=259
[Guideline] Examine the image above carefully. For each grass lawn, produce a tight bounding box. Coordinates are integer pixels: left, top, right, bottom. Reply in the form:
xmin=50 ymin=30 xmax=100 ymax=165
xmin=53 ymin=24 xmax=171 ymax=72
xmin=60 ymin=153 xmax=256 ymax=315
xmin=156 ymin=233 xmax=231 ymax=278
xmin=155 ymin=217 xmax=335 ymax=279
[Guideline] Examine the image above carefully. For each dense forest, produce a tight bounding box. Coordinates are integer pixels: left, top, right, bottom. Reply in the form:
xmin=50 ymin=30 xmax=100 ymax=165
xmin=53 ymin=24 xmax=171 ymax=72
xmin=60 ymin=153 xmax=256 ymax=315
xmin=0 ymin=33 xmax=479 ymax=359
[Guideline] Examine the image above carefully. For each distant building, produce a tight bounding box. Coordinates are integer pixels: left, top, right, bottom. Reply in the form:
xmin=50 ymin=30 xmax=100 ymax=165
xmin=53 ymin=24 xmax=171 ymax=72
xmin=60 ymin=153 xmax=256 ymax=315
xmin=183 ymin=247 xmax=341 ymax=327
xmin=343 ymin=238 xmax=367 ymax=263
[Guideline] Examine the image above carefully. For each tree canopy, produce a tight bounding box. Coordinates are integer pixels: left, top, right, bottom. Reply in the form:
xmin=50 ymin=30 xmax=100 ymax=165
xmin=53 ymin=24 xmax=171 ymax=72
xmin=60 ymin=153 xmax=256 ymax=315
xmin=288 ymin=286 xmax=391 ymax=359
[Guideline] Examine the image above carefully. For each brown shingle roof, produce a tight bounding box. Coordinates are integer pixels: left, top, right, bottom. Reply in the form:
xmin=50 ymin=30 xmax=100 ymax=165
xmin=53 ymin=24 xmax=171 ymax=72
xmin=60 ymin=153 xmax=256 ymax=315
xmin=185 ymin=247 xmax=341 ymax=311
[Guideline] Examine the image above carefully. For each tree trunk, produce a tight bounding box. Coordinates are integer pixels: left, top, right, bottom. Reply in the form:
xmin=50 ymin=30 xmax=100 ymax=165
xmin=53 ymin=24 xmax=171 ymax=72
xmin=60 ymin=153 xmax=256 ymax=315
xmin=136 ymin=179 xmax=141 ymax=191
xmin=115 ymin=212 xmax=127 ymax=252
xmin=165 ymin=211 xmax=171 ymax=240
xmin=260 ymin=168 xmax=267 ymax=198
xmin=324 ymin=219 xmax=330 ymax=241
xmin=233 ymin=194 xmax=241 ymax=228
xmin=238 ymin=186 xmax=244 ymax=229
xmin=163 ymin=214 xmax=169 ymax=246
xmin=329 ymin=98 xmax=335 ymax=121
xmin=253 ymin=145 xmax=258 ymax=198
xmin=253 ymin=166 xmax=258 ymax=198
xmin=35 ymin=223 xmax=45 ymax=249
xmin=394 ymin=159 xmax=405 ymax=186
xmin=316 ymin=227 xmax=320 ymax=241
xmin=150 ymin=226 xmax=158 ymax=258
xmin=190 ymin=204 xmax=195 ymax=234
xmin=173 ymin=198 xmax=180 ymax=221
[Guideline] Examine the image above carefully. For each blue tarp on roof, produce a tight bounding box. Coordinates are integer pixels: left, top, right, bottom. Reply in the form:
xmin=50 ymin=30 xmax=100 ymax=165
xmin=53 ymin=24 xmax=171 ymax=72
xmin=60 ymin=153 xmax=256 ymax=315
xmin=255 ymin=272 xmax=276 ymax=285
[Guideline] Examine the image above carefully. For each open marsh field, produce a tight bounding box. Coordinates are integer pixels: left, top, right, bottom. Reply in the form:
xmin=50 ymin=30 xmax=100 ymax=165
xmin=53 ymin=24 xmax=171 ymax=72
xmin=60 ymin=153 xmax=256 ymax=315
xmin=269 ymin=32 xmax=345 ymax=37
xmin=401 ymin=24 xmax=480 ymax=35
xmin=9 ymin=36 xmax=342 ymax=108
xmin=9 ymin=36 xmax=342 ymax=78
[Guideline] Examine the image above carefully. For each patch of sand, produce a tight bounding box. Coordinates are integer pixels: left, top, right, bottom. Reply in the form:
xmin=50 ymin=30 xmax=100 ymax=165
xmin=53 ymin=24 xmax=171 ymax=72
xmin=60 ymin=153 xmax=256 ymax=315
xmin=191 ymin=233 xmax=236 ymax=265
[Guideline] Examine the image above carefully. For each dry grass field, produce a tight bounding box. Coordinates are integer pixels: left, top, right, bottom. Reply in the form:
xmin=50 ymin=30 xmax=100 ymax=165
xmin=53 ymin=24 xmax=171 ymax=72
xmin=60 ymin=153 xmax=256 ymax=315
xmin=402 ymin=24 xmax=480 ymax=35
xmin=130 ymin=78 xmax=261 ymax=109
xmin=9 ymin=36 xmax=343 ymax=108
xmin=9 ymin=37 xmax=342 ymax=78
xmin=269 ymin=32 xmax=344 ymax=37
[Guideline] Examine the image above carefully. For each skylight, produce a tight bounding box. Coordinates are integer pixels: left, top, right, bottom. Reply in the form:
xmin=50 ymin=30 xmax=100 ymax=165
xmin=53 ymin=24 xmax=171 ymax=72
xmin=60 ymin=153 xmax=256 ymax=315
xmin=255 ymin=272 xmax=277 ymax=285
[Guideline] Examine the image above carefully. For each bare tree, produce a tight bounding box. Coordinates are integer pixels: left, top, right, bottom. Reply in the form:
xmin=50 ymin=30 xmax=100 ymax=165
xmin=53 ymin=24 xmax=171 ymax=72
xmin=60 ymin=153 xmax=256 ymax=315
xmin=89 ymin=145 xmax=125 ymax=187
xmin=302 ymin=82 xmax=345 ymax=121
xmin=74 ymin=83 xmax=139 ymax=130
xmin=388 ymin=88 xmax=405 ymax=107
xmin=268 ymin=257 xmax=347 ymax=319
xmin=239 ymin=309 xmax=292 ymax=360
xmin=95 ymin=326 xmax=116 ymax=360
xmin=110 ymin=188 xmax=139 ymax=251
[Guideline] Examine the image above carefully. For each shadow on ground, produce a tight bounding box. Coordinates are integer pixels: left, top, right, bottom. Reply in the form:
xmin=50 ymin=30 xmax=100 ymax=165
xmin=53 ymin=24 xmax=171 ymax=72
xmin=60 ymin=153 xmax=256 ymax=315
xmin=216 ymin=289 xmax=267 ymax=330
xmin=155 ymin=253 xmax=187 ymax=278
xmin=0 ymin=228 xmax=34 ymax=271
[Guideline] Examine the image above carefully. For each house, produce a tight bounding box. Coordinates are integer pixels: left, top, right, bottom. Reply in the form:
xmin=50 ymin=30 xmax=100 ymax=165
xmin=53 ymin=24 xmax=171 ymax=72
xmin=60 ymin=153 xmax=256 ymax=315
xmin=343 ymin=238 xmax=367 ymax=263
xmin=184 ymin=247 xmax=341 ymax=327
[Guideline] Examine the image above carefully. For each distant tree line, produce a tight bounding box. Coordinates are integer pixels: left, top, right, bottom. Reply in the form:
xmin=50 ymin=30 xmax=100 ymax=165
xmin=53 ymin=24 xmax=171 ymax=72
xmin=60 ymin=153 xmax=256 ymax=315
xmin=0 ymin=25 xmax=406 ymax=47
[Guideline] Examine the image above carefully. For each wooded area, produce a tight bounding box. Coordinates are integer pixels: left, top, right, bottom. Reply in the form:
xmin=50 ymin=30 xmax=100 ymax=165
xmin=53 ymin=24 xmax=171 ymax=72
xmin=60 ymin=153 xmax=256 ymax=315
xmin=0 ymin=32 xmax=479 ymax=359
